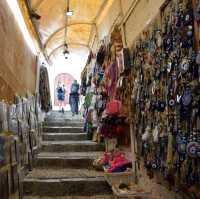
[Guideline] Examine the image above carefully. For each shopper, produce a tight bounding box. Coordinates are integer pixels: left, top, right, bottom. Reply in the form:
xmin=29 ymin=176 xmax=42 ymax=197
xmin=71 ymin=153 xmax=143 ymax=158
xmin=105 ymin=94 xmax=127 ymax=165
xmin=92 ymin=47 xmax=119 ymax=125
xmin=56 ymin=82 xmax=65 ymax=113
xmin=69 ymin=80 xmax=79 ymax=116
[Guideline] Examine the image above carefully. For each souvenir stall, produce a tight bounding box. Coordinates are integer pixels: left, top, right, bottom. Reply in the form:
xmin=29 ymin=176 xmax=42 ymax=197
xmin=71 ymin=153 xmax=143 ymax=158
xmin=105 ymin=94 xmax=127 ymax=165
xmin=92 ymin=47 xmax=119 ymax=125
xmin=80 ymin=26 xmax=150 ymax=198
xmin=0 ymin=93 xmax=44 ymax=199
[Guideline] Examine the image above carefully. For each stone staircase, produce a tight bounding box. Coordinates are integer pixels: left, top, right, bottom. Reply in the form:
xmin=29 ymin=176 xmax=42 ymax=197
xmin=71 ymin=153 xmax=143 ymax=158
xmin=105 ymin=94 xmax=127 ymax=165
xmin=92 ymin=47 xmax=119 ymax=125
xmin=23 ymin=111 xmax=113 ymax=198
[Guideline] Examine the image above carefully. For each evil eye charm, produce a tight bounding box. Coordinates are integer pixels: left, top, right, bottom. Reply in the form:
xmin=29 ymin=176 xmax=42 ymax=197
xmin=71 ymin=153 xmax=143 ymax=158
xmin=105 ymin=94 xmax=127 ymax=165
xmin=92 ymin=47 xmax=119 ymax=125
xmin=169 ymin=99 xmax=175 ymax=107
xmin=163 ymin=36 xmax=173 ymax=51
xmin=187 ymin=30 xmax=193 ymax=38
xmin=181 ymin=89 xmax=192 ymax=106
xmin=151 ymin=162 xmax=158 ymax=169
xmin=186 ymin=141 xmax=199 ymax=158
xmin=157 ymin=101 xmax=166 ymax=112
xmin=176 ymin=134 xmax=187 ymax=154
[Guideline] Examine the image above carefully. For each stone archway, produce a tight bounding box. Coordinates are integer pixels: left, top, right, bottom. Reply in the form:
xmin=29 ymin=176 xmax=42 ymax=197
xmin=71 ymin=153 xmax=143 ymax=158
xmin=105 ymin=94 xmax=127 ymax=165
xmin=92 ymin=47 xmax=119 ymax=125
xmin=54 ymin=73 xmax=75 ymax=106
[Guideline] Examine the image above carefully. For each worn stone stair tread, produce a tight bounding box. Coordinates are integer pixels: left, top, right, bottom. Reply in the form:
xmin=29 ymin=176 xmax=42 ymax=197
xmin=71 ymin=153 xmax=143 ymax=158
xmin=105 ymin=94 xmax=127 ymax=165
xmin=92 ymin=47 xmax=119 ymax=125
xmin=43 ymin=126 xmax=83 ymax=132
xmin=45 ymin=119 xmax=84 ymax=123
xmin=42 ymin=140 xmax=99 ymax=145
xmin=43 ymin=126 xmax=83 ymax=129
xmin=42 ymin=133 xmax=87 ymax=141
xmin=23 ymin=195 xmax=114 ymax=199
xmin=24 ymin=176 xmax=107 ymax=183
xmin=37 ymin=151 xmax=103 ymax=158
xmin=41 ymin=141 xmax=104 ymax=153
xmin=26 ymin=168 xmax=103 ymax=179
xmin=42 ymin=126 xmax=84 ymax=133
xmin=23 ymin=176 xmax=112 ymax=196
xmin=45 ymin=112 xmax=83 ymax=122
xmin=34 ymin=152 xmax=103 ymax=168
xmin=43 ymin=122 xmax=84 ymax=127
xmin=42 ymin=133 xmax=86 ymax=137
xmin=43 ymin=133 xmax=86 ymax=135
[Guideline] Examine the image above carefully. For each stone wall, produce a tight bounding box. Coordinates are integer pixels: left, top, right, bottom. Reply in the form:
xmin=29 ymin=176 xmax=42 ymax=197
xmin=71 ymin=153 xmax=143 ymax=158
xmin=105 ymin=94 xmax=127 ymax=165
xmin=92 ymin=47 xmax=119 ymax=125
xmin=0 ymin=1 xmax=37 ymax=103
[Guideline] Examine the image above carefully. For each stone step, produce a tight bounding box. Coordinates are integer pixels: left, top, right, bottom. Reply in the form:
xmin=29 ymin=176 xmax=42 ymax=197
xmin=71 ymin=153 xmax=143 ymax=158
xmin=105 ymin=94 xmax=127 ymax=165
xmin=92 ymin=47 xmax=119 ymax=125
xmin=41 ymin=141 xmax=105 ymax=152
xmin=42 ymin=133 xmax=87 ymax=141
xmin=23 ymin=177 xmax=112 ymax=196
xmin=23 ymin=195 xmax=114 ymax=199
xmin=34 ymin=152 xmax=103 ymax=168
xmin=45 ymin=112 xmax=83 ymax=122
xmin=34 ymin=156 xmax=94 ymax=168
xmin=43 ymin=121 xmax=84 ymax=127
xmin=45 ymin=119 xmax=83 ymax=124
xmin=25 ymin=168 xmax=104 ymax=179
xmin=43 ymin=126 xmax=83 ymax=133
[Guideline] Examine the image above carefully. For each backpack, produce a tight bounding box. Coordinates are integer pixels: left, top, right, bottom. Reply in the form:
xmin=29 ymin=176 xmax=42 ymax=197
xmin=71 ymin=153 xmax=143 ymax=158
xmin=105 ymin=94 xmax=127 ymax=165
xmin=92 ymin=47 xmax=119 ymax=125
xmin=71 ymin=84 xmax=79 ymax=94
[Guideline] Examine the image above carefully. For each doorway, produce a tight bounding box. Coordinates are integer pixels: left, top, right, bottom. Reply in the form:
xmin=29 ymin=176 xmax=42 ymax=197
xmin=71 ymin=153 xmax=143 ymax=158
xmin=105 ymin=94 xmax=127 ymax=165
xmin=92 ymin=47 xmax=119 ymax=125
xmin=54 ymin=73 xmax=75 ymax=110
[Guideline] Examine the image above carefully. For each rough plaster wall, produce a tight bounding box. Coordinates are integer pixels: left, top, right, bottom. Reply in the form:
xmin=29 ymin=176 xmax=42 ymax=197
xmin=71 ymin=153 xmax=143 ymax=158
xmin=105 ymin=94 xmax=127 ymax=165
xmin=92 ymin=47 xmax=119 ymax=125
xmin=97 ymin=0 xmax=121 ymax=40
xmin=0 ymin=1 xmax=37 ymax=103
xmin=121 ymin=0 xmax=134 ymax=15
xmin=97 ymin=0 xmax=165 ymax=47
xmin=125 ymin=0 xmax=165 ymax=47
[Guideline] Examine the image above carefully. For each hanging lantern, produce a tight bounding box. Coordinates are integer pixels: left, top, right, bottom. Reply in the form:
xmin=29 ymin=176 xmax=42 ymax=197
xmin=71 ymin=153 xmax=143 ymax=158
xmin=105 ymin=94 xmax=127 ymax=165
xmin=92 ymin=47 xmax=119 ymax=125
xmin=63 ymin=44 xmax=69 ymax=59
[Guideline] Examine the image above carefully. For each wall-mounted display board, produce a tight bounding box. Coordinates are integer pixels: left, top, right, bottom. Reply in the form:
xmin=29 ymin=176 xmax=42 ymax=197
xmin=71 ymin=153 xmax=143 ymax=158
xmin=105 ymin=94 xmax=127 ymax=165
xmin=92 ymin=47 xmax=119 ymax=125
xmin=129 ymin=0 xmax=200 ymax=197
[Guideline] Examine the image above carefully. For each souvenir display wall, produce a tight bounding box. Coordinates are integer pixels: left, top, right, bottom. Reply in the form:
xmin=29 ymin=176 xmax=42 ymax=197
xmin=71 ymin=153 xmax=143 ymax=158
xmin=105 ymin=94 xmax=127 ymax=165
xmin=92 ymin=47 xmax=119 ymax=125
xmin=0 ymin=94 xmax=43 ymax=199
xmin=129 ymin=0 xmax=200 ymax=196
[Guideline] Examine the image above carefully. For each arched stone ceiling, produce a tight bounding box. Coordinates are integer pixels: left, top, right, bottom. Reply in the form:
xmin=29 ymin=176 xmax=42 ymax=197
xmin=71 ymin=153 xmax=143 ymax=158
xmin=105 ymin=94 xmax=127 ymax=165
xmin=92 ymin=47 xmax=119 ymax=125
xmin=45 ymin=23 xmax=92 ymax=55
xmin=29 ymin=0 xmax=109 ymax=59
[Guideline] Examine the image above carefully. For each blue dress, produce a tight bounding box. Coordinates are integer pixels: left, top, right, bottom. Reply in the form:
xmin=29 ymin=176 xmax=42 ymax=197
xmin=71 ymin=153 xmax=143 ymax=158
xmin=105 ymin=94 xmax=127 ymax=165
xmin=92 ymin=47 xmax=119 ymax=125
xmin=57 ymin=86 xmax=65 ymax=101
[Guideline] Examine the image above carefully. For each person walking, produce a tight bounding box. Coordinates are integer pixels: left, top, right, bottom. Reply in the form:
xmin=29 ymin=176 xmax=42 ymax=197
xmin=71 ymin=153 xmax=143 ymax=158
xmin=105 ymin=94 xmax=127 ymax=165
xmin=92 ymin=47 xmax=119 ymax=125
xmin=69 ymin=80 xmax=79 ymax=116
xmin=56 ymin=82 xmax=65 ymax=113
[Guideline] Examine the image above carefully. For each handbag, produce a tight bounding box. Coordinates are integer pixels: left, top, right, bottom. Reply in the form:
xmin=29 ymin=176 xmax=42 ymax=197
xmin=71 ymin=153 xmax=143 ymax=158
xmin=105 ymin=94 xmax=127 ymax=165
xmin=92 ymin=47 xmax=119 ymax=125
xmin=106 ymin=100 xmax=121 ymax=115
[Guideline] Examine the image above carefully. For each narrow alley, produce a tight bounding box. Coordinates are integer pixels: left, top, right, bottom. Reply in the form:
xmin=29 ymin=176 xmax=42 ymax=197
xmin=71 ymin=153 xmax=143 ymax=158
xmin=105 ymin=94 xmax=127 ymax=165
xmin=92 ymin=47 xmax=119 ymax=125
xmin=0 ymin=0 xmax=200 ymax=199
